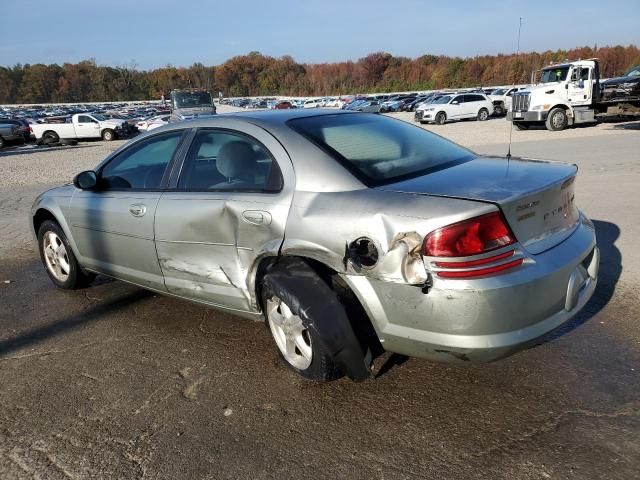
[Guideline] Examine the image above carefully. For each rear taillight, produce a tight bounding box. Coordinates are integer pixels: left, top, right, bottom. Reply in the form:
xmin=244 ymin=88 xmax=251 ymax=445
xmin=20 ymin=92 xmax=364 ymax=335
xmin=423 ymin=211 xmax=515 ymax=257
xmin=424 ymin=212 xmax=522 ymax=278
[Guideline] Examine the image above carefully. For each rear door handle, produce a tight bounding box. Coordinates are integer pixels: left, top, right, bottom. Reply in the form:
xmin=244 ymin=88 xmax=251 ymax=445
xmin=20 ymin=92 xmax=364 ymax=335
xmin=129 ymin=204 xmax=147 ymax=217
xmin=242 ymin=210 xmax=271 ymax=225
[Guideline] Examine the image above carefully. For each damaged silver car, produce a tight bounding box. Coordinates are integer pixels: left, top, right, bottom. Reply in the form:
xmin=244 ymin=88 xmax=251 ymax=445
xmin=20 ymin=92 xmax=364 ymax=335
xmin=31 ymin=110 xmax=599 ymax=381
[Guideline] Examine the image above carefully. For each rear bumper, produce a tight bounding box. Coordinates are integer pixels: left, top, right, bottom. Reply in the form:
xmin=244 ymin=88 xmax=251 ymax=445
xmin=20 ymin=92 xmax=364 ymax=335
xmin=342 ymin=215 xmax=598 ymax=363
xmin=507 ymin=111 xmax=547 ymax=122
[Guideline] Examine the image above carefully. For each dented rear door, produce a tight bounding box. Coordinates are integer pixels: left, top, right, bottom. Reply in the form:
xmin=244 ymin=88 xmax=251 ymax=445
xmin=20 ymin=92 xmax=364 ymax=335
xmin=154 ymin=123 xmax=295 ymax=312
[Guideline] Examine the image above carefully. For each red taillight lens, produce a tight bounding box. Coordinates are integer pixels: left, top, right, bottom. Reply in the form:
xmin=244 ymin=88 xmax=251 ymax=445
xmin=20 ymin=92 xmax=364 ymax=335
xmin=423 ymin=211 xmax=516 ymax=257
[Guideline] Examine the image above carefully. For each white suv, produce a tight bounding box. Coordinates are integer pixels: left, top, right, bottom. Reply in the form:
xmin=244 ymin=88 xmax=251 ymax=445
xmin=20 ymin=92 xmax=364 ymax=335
xmin=415 ymin=93 xmax=493 ymax=125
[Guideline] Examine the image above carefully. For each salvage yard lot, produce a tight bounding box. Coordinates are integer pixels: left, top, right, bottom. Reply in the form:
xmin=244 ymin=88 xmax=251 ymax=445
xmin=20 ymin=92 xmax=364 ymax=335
xmin=1 ymin=114 xmax=639 ymax=479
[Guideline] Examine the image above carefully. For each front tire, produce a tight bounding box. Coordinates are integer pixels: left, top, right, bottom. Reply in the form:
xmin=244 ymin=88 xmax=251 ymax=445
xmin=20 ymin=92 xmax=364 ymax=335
xmin=102 ymin=129 xmax=116 ymax=141
xmin=477 ymin=108 xmax=489 ymax=121
xmin=435 ymin=112 xmax=447 ymax=125
xmin=38 ymin=220 xmax=95 ymax=289
xmin=546 ymin=107 xmax=568 ymax=131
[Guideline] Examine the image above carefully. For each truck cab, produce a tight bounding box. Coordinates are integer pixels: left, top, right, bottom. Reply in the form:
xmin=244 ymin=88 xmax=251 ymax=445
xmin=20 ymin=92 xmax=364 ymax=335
xmin=169 ymin=89 xmax=217 ymax=121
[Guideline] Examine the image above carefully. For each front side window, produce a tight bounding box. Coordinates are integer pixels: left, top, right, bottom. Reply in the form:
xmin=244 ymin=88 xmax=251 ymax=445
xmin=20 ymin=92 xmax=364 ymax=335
xmin=178 ymin=129 xmax=283 ymax=192
xmin=99 ymin=130 xmax=184 ymax=190
xmin=452 ymin=95 xmax=464 ymax=104
xmin=288 ymin=113 xmax=474 ymax=186
xmin=77 ymin=115 xmax=95 ymax=123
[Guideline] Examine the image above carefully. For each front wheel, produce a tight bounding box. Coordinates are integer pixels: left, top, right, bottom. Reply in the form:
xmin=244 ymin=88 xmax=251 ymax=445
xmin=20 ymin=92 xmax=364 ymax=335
xmin=435 ymin=112 xmax=447 ymax=125
xmin=102 ymin=129 xmax=116 ymax=141
xmin=38 ymin=220 xmax=95 ymax=289
xmin=546 ymin=107 xmax=568 ymax=131
xmin=477 ymin=108 xmax=489 ymax=121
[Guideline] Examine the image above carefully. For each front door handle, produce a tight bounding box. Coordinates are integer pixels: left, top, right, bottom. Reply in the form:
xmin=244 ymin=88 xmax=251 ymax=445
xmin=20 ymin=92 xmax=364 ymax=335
xmin=129 ymin=204 xmax=147 ymax=217
xmin=242 ymin=210 xmax=271 ymax=226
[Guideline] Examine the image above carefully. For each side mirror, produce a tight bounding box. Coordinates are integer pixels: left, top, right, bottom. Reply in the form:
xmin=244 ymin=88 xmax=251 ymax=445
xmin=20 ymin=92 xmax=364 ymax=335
xmin=73 ymin=170 xmax=98 ymax=190
xmin=451 ymin=101 xmax=459 ymax=105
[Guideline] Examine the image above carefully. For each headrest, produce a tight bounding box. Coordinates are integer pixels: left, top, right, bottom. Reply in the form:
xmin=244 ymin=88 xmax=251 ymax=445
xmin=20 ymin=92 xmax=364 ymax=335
xmin=216 ymin=141 xmax=257 ymax=179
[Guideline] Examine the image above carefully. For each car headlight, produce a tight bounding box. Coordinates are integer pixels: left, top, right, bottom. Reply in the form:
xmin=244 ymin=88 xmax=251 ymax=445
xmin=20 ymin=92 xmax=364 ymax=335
xmin=425 ymin=107 xmax=435 ymax=111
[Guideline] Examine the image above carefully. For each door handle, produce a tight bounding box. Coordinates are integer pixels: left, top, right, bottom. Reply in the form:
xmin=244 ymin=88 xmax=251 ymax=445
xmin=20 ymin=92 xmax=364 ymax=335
xmin=242 ymin=210 xmax=271 ymax=225
xmin=129 ymin=204 xmax=147 ymax=217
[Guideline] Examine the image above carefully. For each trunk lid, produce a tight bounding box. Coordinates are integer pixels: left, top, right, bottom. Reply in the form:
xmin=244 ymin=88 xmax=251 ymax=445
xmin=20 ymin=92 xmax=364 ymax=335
xmin=377 ymin=156 xmax=580 ymax=254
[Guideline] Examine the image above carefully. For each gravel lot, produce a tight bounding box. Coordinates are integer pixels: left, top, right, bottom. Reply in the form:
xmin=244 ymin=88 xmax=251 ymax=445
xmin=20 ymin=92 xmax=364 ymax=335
xmin=1 ymin=110 xmax=639 ymax=479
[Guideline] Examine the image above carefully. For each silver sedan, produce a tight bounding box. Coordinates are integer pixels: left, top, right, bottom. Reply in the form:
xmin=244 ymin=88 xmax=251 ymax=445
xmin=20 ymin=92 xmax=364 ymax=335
xmin=31 ymin=110 xmax=599 ymax=381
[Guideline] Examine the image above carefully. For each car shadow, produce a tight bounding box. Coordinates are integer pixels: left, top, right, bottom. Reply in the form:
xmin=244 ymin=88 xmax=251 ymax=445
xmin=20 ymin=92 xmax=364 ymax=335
xmin=528 ymin=219 xmax=621 ymax=346
xmin=0 ymin=288 xmax=152 ymax=358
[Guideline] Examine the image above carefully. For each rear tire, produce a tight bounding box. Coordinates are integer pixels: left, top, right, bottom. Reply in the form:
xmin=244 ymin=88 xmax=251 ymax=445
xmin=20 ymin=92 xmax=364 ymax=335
xmin=260 ymin=260 xmax=374 ymax=382
xmin=435 ymin=112 xmax=447 ymax=125
xmin=43 ymin=131 xmax=59 ymax=144
xmin=477 ymin=108 xmax=489 ymax=121
xmin=38 ymin=220 xmax=95 ymax=289
xmin=545 ymin=107 xmax=568 ymax=131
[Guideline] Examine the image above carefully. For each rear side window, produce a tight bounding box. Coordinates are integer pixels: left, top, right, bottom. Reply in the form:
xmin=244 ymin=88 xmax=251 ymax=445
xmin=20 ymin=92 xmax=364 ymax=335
xmin=178 ymin=129 xmax=283 ymax=192
xmin=288 ymin=114 xmax=474 ymax=186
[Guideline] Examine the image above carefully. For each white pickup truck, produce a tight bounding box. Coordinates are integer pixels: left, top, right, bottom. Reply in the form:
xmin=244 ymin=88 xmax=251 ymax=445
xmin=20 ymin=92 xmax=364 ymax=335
xmin=31 ymin=113 xmax=128 ymax=143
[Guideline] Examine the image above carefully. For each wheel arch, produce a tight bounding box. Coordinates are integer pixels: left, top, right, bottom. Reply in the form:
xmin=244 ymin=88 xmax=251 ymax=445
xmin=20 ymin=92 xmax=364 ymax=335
xmin=32 ymin=205 xmax=82 ymax=261
xmin=251 ymin=253 xmax=381 ymax=353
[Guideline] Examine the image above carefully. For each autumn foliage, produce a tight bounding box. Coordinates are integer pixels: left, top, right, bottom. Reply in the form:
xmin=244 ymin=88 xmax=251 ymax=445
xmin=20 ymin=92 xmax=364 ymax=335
xmin=1 ymin=45 xmax=638 ymax=104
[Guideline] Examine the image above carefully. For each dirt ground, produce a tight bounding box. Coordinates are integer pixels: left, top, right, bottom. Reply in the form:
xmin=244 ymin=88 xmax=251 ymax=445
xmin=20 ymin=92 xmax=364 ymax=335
xmin=1 ymin=113 xmax=639 ymax=479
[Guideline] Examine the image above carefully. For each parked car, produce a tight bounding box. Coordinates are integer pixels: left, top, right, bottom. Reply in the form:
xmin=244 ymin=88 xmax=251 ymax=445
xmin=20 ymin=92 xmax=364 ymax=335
xmin=352 ymin=100 xmax=381 ymax=113
xmin=303 ymin=99 xmax=322 ymax=108
xmin=31 ymin=113 xmax=128 ymax=143
xmin=136 ymin=114 xmax=170 ymax=132
xmin=415 ymin=93 xmax=493 ymax=124
xmin=488 ymin=87 xmax=524 ymax=116
xmin=274 ymin=101 xmax=294 ymax=109
xmin=0 ymin=122 xmax=24 ymax=148
xmin=0 ymin=118 xmax=31 ymax=142
xmin=31 ymin=110 xmax=598 ymax=382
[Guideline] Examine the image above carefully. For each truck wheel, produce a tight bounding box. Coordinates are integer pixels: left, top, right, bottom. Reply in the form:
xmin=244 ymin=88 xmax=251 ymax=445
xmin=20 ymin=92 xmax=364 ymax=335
xmin=435 ymin=112 xmax=447 ymax=125
xmin=513 ymin=122 xmax=529 ymax=131
xmin=494 ymin=104 xmax=504 ymax=116
xmin=0 ymin=136 xmax=4 ymax=149
xmin=101 ymin=129 xmax=116 ymax=141
xmin=477 ymin=108 xmax=489 ymax=121
xmin=546 ymin=107 xmax=568 ymax=131
xmin=43 ymin=131 xmax=59 ymax=145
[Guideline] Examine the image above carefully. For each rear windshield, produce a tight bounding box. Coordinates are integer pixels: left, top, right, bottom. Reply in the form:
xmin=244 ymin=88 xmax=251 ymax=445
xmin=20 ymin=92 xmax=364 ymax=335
xmin=288 ymin=113 xmax=474 ymax=186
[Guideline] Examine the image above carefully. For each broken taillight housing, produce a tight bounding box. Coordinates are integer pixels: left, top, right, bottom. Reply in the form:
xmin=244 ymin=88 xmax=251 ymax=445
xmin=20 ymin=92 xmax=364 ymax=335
xmin=423 ymin=211 xmax=516 ymax=257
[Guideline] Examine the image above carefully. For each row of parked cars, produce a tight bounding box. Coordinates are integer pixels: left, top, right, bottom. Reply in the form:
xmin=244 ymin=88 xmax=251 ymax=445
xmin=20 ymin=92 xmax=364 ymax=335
xmin=0 ymin=102 xmax=172 ymax=148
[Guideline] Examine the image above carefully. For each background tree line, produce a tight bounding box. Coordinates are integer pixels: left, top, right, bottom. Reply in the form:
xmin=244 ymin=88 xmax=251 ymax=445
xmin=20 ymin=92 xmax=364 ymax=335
xmin=1 ymin=45 xmax=638 ymax=104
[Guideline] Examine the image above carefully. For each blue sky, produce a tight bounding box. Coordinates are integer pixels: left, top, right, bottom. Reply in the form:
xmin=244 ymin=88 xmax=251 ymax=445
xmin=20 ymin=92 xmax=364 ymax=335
xmin=2 ymin=0 xmax=639 ymax=69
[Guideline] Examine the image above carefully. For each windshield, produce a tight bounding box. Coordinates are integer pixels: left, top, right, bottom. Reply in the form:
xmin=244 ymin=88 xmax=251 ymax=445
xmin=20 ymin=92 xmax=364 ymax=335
xmin=541 ymin=66 xmax=570 ymax=83
xmin=433 ymin=95 xmax=452 ymax=104
xmin=171 ymin=91 xmax=213 ymax=109
xmin=288 ymin=113 xmax=474 ymax=186
xmin=625 ymin=66 xmax=640 ymax=77
xmin=491 ymin=88 xmax=506 ymax=95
